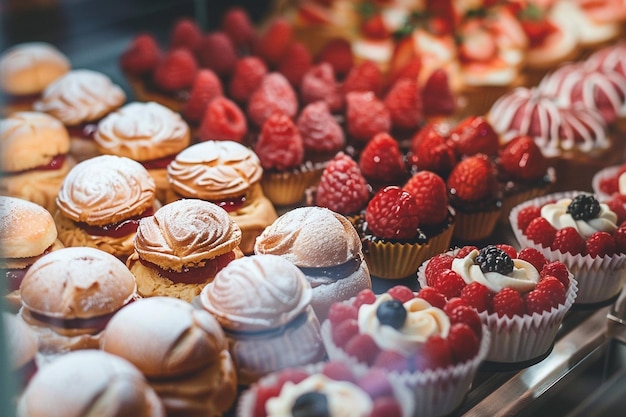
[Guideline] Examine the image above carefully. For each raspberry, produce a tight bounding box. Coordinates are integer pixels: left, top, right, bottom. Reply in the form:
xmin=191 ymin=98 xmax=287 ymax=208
xmin=536 ymin=276 xmax=566 ymax=307
xmin=182 ymin=69 xmax=223 ymax=123
xmin=421 ymin=68 xmax=456 ymax=116
xmin=253 ymin=384 xmax=282 ymax=417
xmin=345 ymin=91 xmax=391 ymax=143
xmin=353 ymin=289 xmax=377 ymax=308
xmin=586 ymin=231 xmax=617 ymax=258
xmin=443 ymin=297 xmax=470 ymax=313
xmin=296 ymin=101 xmax=344 ymax=153
xmin=424 ymin=254 xmax=454 ymax=286
xmin=551 ymin=227 xmax=586 ymax=255
xmin=524 ymin=289 xmax=554 ymax=315
xmin=371 ymin=397 xmax=403 ymax=417
xmin=403 ymin=170 xmax=449 ymax=226
xmin=357 ymin=369 xmax=394 ymax=398
xmin=220 ymin=6 xmax=256 ymax=49
xmin=447 ymin=323 xmax=480 ymax=363
xmin=495 ymin=244 xmax=518 ymax=260
xmin=460 ymin=282 xmax=492 ymax=312
xmin=606 ymin=195 xmax=626 ymax=225
xmin=321 ymin=361 xmax=357 ymax=384
xmin=316 ymin=37 xmax=354 ymax=78
xmin=373 ymin=349 xmax=411 ymax=373
xmin=387 ymin=285 xmax=415 ymax=303
xmin=342 ymin=60 xmax=384 ymax=97
xmin=448 ymin=116 xmax=499 ymax=157
xmin=198 ymin=97 xmax=247 ymax=143
xmin=228 ymin=56 xmax=268 ymax=104
xmin=614 ymin=224 xmax=626 ymax=254
xmin=384 ymin=78 xmax=423 ymax=131
xmin=433 ymin=269 xmax=466 ymax=299
xmin=492 ymin=287 xmax=525 ymax=317
xmin=328 ymin=302 xmax=358 ymax=325
xmin=358 ymin=133 xmax=406 ymax=184
xmin=456 ymin=245 xmax=478 ymax=258
xmin=516 ymin=205 xmax=542 ymax=232
xmin=197 ymin=32 xmax=237 ymax=77
xmin=344 ymin=333 xmax=380 ymax=365
xmin=169 ymin=18 xmax=202 ymax=53
xmin=254 ymin=17 xmax=293 ymax=65
xmin=316 ymin=152 xmax=370 ymax=215
xmin=331 ymin=318 xmax=359 ymax=348
xmin=277 ymin=41 xmax=313 ymax=87
xmin=598 ymin=176 xmax=619 ymax=195
xmin=120 ymin=34 xmax=161 ymax=76
xmin=416 ymin=287 xmax=446 ymax=309
xmin=540 ymin=261 xmax=570 ymax=289
xmin=247 ymin=73 xmax=298 ymax=127
xmin=153 ymin=48 xmax=198 ymax=92
xmin=497 ymin=135 xmax=547 ymax=180
xmin=524 ymin=217 xmax=557 ymax=248
xmin=414 ymin=335 xmax=453 ymax=371
xmin=445 ymin=304 xmax=482 ymax=336
xmin=413 ymin=129 xmax=456 ymax=177
xmin=410 ymin=121 xmax=450 ymax=153
xmin=254 ymin=113 xmax=303 ymax=171
xmin=517 ymin=247 xmax=548 ymax=272
xmin=447 ymin=154 xmax=497 ymax=203
xmin=300 ymin=63 xmax=343 ymax=113
xmin=365 ymin=186 xmax=420 ymax=240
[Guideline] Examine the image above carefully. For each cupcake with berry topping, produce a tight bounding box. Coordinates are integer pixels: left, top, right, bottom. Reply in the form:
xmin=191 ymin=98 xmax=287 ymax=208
xmin=321 ymin=285 xmax=489 ymax=417
xmin=510 ymin=191 xmax=626 ymax=304
xmin=417 ymin=244 xmax=577 ymax=364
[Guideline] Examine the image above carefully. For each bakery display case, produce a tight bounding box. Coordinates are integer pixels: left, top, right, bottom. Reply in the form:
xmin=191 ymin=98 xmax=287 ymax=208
xmin=2 ymin=1 xmax=626 ymax=416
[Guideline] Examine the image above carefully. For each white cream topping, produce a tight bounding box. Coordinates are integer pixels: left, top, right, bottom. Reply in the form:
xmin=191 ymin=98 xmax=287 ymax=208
xmin=451 ymin=249 xmax=539 ymax=294
xmin=265 ymin=374 xmax=373 ymax=417
xmin=358 ymin=293 xmax=450 ymax=357
xmin=540 ymin=197 xmax=618 ymax=239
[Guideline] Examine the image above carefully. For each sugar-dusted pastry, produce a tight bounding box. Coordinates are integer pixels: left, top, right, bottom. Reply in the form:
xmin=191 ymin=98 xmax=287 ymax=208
xmin=3 ymin=312 xmax=38 ymax=392
xmin=0 ymin=196 xmax=64 ymax=312
xmin=199 ymin=254 xmax=326 ymax=386
xmin=19 ymin=247 xmax=138 ymax=353
xmin=0 ymin=42 xmax=70 ymax=115
xmin=34 ymin=69 xmax=126 ymax=162
xmin=0 ymin=111 xmax=75 ymax=213
xmin=94 ymin=101 xmax=191 ymax=202
xmin=16 ymin=350 xmax=165 ymax=417
xmin=166 ymin=140 xmax=277 ymax=254
xmin=101 ymin=297 xmax=238 ymax=417
xmin=54 ymin=155 xmax=158 ymax=260
xmin=126 ymin=199 xmax=243 ymax=302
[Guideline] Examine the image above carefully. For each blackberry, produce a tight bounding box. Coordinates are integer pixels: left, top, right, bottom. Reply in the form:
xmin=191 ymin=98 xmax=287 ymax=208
xmin=567 ymin=194 xmax=600 ymax=220
xmin=476 ymin=245 xmax=514 ymax=275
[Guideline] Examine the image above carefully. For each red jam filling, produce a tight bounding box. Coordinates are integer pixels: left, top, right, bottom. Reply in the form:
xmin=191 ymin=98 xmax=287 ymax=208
xmin=211 ymin=195 xmax=247 ymax=213
xmin=140 ymin=154 xmax=177 ymax=170
xmin=139 ymin=251 xmax=236 ymax=284
xmin=1 ymin=154 xmax=67 ymax=176
xmin=6 ymin=92 xmax=40 ymax=105
xmin=3 ymin=246 xmax=53 ymax=293
xmin=66 ymin=122 xmax=98 ymax=140
xmin=76 ymin=207 xmax=154 ymax=238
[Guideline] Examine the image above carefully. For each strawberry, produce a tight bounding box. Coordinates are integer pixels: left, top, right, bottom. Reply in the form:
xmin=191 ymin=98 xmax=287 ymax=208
xmin=524 ymin=289 xmax=554 ymax=315
xmin=413 ymin=129 xmax=456 ymax=177
xmin=220 ymin=6 xmax=256 ymax=50
xmin=384 ymin=78 xmax=423 ymax=131
xmin=198 ymin=97 xmax=247 ymax=143
xmin=342 ymin=60 xmax=385 ymax=97
xmin=296 ymin=101 xmax=344 ymax=153
xmin=433 ymin=269 xmax=466 ymax=299
xmin=460 ymin=282 xmax=492 ymax=312
xmin=455 ymin=245 xmax=478 ymax=258
xmin=277 ymin=41 xmax=312 ymax=87
xmin=524 ymin=217 xmax=556 ymax=248
xmin=345 ymin=91 xmax=391 ymax=143
xmin=414 ymin=335 xmax=453 ymax=371
xmin=540 ymin=261 xmax=570 ymax=289
xmin=254 ymin=113 xmax=304 ymax=170
xmin=498 ymin=135 xmax=548 ymax=181
xmin=371 ymin=398 xmax=403 ymax=417
xmin=492 ymin=287 xmax=525 ymax=317
xmin=353 ymin=289 xmax=377 ymax=308
xmin=517 ymin=205 xmax=541 ymax=232
xmin=300 ymin=63 xmax=343 ymax=113
xmin=424 ymin=254 xmax=454 ymax=286
xmin=120 ymin=33 xmax=161 ymax=76
xmin=328 ymin=302 xmax=358 ymax=325
xmin=344 ymin=333 xmax=380 ymax=365
xmin=316 ymin=37 xmax=354 ymax=79
xmin=387 ymin=285 xmax=415 ymax=303
xmin=197 ymin=31 xmax=237 ymax=77
xmin=296 ymin=1 xmax=333 ymax=26
xmin=247 ymin=72 xmax=298 ymax=127
xmin=535 ymin=276 xmax=566 ymax=307
xmin=403 ymin=170 xmax=449 ymax=226
xmin=517 ymin=247 xmax=548 ymax=272
xmin=586 ymin=231 xmax=616 ymax=258
xmin=447 ymin=154 xmax=496 ymax=203
xmin=153 ymin=48 xmax=198 ymax=92
xmin=316 ymin=152 xmax=370 ymax=215
xmin=360 ymin=13 xmax=390 ymax=40
xmin=331 ymin=318 xmax=360 ymax=348
xmin=182 ymin=69 xmax=223 ymax=123
xmin=448 ymin=116 xmax=499 ymax=157
xmin=495 ymin=244 xmax=517 ymax=260
xmin=458 ymin=24 xmax=498 ymax=63
xmin=228 ymin=56 xmax=268 ymax=104
xmin=421 ymin=68 xmax=456 ymax=116
xmin=416 ymin=287 xmax=447 ymax=309
xmin=615 ymin=223 xmax=626 ymax=254
xmin=359 ymin=133 xmax=406 ymax=184
xmin=551 ymin=227 xmax=586 ymax=255
xmin=170 ymin=18 xmax=202 ymax=53
xmin=365 ymin=186 xmax=420 ymax=240
xmin=447 ymin=323 xmax=480 ymax=363
xmin=389 ymin=56 xmax=422 ymax=86
xmin=253 ymin=17 xmax=293 ymax=66
xmin=373 ymin=349 xmax=412 ymax=373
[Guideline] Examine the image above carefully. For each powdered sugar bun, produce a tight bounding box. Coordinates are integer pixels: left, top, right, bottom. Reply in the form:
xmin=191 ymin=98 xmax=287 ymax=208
xmin=34 ymin=69 xmax=126 ymax=125
xmin=56 ymin=155 xmax=156 ymax=226
xmin=0 ymin=196 xmax=57 ymax=259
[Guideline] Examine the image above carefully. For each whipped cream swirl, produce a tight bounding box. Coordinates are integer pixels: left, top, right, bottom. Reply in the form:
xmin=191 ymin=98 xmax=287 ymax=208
xmin=541 ymin=197 xmax=618 ymax=239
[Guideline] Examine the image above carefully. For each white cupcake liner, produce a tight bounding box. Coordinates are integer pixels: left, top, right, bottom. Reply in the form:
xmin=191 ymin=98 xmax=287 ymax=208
xmin=236 ymin=360 xmax=416 ymax=417
xmin=509 ymin=191 xmax=626 ymax=304
xmin=591 ymin=164 xmax=621 ymax=202
xmin=320 ymin=317 xmax=490 ymax=417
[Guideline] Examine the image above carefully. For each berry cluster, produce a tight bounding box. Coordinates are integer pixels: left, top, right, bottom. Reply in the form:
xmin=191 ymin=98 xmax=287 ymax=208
xmin=423 ymin=245 xmax=570 ymax=317
xmin=328 ymin=285 xmax=483 ymax=373
xmin=251 ymin=362 xmax=403 ymax=417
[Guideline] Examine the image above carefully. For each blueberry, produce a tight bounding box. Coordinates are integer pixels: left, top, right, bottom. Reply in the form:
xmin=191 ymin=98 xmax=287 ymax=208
xmin=291 ymin=392 xmax=329 ymax=417
xmin=376 ymin=299 xmax=407 ymax=329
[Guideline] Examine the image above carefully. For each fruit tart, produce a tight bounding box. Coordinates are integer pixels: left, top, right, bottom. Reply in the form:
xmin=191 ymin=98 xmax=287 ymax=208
xmin=417 ymin=244 xmax=577 ymax=364
xmin=321 ymin=285 xmax=489 ymax=417
xmin=510 ymin=191 xmax=626 ymax=304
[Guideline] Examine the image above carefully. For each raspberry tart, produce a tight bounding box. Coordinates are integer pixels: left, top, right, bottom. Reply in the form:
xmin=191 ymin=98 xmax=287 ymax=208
xmin=510 ymin=191 xmax=626 ymax=304
xmin=321 ymin=286 xmax=489 ymax=417
xmin=417 ymin=244 xmax=577 ymax=364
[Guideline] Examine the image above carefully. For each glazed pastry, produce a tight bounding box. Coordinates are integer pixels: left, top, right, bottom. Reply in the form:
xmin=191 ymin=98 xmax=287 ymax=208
xmin=101 ymin=297 xmax=238 ymax=417
xmin=54 ymin=155 xmax=158 ymax=260
xmin=0 ymin=111 xmax=75 ymax=213
xmin=126 ymin=199 xmax=243 ymax=302
xmin=199 ymin=254 xmax=326 ymax=386
xmin=166 ymin=140 xmax=277 ymax=254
